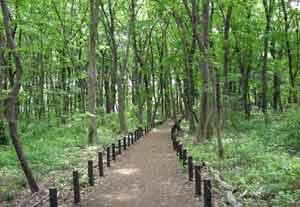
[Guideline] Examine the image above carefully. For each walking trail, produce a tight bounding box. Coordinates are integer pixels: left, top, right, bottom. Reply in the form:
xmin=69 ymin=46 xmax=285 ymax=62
xmin=83 ymin=121 xmax=199 ymax=207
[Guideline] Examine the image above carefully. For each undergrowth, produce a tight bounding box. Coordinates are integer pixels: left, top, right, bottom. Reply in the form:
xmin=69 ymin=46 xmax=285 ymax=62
xmin=183 ymin=108 xmax=300 ymax=207
xmin=0 ymin=110 xmax=139 ymax=203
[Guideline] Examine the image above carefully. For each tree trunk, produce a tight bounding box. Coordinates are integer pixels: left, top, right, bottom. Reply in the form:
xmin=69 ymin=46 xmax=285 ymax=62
xmin=222 ymin=4 xmax=233 ymax=119
xmin=281 ymin=0 xmax=296 ymax=103
xmin=1 ymin=0 xmax=39 ymax=193
xmin=261 ymin=0 xmax=274 ymax=116
xmin=198 ymin=0 xmax=211 ymax=141
xmin=87 ymin=0 xmax=99 ymax=144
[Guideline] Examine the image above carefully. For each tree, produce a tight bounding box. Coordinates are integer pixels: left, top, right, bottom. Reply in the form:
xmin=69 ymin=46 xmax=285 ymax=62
xmin=87 ymin=0 xmax=99 ymax=144
xmin=0 ymin=0 xmax=39 ymax=193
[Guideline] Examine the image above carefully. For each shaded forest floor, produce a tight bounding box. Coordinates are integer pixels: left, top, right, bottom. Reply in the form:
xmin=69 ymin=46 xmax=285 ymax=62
xmin=182 ymin=109 xmax=300 ymax=207
xmin=82 ymin=121 xmax=201 ymax=207
xmin=0 ymin=112 xmax=139 ymax=206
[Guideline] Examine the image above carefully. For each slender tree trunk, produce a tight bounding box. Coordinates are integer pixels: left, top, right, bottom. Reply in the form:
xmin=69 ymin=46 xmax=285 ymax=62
xmin=198 ymin=0 xmax=211 ymax=141
xmin=87 ymin=0 xmax=99 ymax=144
xmin=1 ymin=0 xmax=39 ymax=193
xmin=281 ymin=0 xmax=296 ymax=103
xmin=222 ymin=4 xmax=233 ymax=119
xmin=270 ymin=41 xmax=282 ymax=112
xmin=130 ymin=0 xmax=144 ymax=125
xmin=261 ymin=0 xmax=274 ymax=117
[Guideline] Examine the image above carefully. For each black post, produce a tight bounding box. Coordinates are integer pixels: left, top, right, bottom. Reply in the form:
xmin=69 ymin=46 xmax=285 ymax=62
xmin=140 ymin=127 xmax=143 ymax=137
xmin=176 ymin=142 xmax=180 ymax=155
xmin=118 ymin=140 xmax=122 ymax=155
xmin=49 ymin=187 xmax=58 ymax=207
xmin=73 ymin=171 xmax=80 ymax=203
xmin=112 ymin=144 xmax=116 ymax=161
xmin=134 ymin=130 xmax=137 ymax=142
xmin=98 ymin=152 xmax=104 ymax=176
xmin=182 ymin=149 xmax=187 ymax=166
xmin=204 ymin=179 xmax=212 ymax=207
xmin=123 ymin=137 xmax=127 ymax=150
xmin=131 ymin=133 xmax=134 ymax=144
xmin=174 ymin=140 xmax=178 ymax=152
xmin=106 ymin=147 xmax=111 ymax=167
xmin=188 ymin=156 xmax=193 ymax=181
xmin=128 ymin=135 xmax=131 ymax=147
xmin=178 ymin=144 xmax=183 ymax=160
xmin=195 ymin=165 xmax=201 ymax=196
xmin=88 ymin=160 xmax=94 ymax=186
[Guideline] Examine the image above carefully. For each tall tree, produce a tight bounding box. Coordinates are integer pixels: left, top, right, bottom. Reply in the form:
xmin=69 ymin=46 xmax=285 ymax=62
xmin=0 ymin=0 xmax=39 ymax=193
xmin=88 ymin=0 xmax=99 ymax=144
xmin=261 ymin=0 xmax=274 ymax=117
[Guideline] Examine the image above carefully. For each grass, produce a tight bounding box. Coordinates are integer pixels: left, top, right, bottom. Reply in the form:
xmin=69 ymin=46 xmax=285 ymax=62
xmin=0 ymin=110 xmax=139 ymax=203
xmin=182 ymin=109 xmax=300 ymax=207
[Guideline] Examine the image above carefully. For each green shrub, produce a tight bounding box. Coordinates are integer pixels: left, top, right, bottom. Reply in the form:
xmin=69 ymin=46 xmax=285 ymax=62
xmin=280 ymin=108 xmax=300 ymax=151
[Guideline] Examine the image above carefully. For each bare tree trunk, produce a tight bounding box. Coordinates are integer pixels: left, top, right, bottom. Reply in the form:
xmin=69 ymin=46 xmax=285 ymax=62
xmin=130 ymin=0 xmax=144 ymax=125
xmin=1 ymin=0 xmax=39 ymax=193
xmin=270 ymin=41 xmax=282 ymax=112
xmin=105 ymin=0 xmax=128 ymax=133
xmin=198 ymin=0 xmax=211 ymax=141
xmin=261 ymin=0 xmax=274 ymax=119
xmin=281 ymin=0 xmax=296 ymax=103
xmin=87 ymin=0 xmax=99 ymax=144
xmin=222 ymin=3 xmax=233 ymax=120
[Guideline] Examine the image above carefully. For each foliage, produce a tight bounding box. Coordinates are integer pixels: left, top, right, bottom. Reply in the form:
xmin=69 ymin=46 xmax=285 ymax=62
xmin=183 ymin=111 xmax=300 ymax=206
xmin=0 ymin=111 xmax=138 ymax=202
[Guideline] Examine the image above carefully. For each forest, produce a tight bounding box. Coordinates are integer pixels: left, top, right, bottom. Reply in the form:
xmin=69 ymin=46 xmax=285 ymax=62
xmin=0 ymin=0 xmax=300 ymax=206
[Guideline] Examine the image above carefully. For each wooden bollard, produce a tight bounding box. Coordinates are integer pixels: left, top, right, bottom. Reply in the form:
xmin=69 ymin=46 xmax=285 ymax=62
xmin=171 ymin=128 xmax=175 ymax=140
xmin=98 ymin=152 xmax=104 ymax=176
xmin=131 ymin=133 xmax=134 ymax=144
xmin=195 ymin=165 xmax=201 ymax=196
xmin=123 ymin=137 xmax=127 ymax=150
xmin=188 ymin=156 xmax=193 ymax=181
xmin=49 ymin=187 xmax=58 ymax=207
xmin=118 ymin=140 xmax=122 ymax=155
xmin=88 ymin=160 xmax=94 ymax=186
xmin=176 ymin=142 xmax=180 ymax=155
xmin=134 ymin=130 xmax=137 ymax=142
xmin=178 ymin=144 xmax=183 ymax=160
xmin=140 ymin=127 xmax=143 ymax=137
xmin=73 ymin=171 xmax=80 ymax=203
xmin=174 ymin=140 xmax=178 ymax=151
xmin=204 ymin=179 xmax=212 ymax=207
xmin=112 ymin=144 xmax=116 ymax=161
xmin=128 ymin=135 xmax=131 ymax=147
xmin=106 ymin=147 xmax=111 ymax=167
xmin=172 ymin=139 xmax=177 ymax=150
xmin=182 ymin=149 xmax=187 ymax=166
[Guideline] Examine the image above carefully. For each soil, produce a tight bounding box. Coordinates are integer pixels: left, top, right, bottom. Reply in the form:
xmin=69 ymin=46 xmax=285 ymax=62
xmin=82 ymin=121 xmax=200 ymax=207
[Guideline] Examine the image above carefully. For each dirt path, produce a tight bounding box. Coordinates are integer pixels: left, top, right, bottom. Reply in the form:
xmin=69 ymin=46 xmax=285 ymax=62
xmin=83 ymin=122 xmax=199 ymax=207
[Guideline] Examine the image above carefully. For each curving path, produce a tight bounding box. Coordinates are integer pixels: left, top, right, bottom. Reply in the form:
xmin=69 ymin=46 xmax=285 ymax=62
xmin=83 ymin=122 xmax=199 ymax=207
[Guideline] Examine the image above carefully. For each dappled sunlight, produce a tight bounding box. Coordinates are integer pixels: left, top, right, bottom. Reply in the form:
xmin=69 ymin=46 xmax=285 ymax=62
xmin=101 ymin=192 xmax=136 ymax=202
xmin=113 ymin=168 xmax=140 ymax=175
xmin=152 ymin=127 xmax=169 ymax=134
